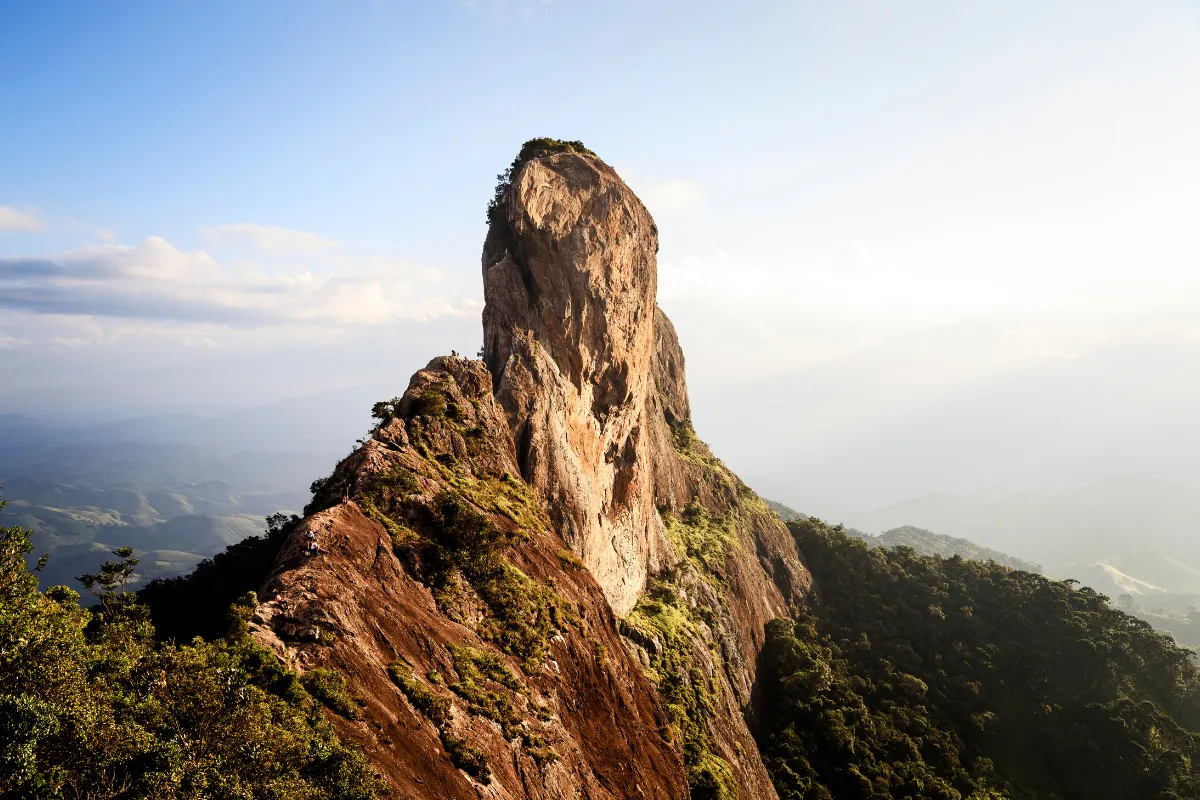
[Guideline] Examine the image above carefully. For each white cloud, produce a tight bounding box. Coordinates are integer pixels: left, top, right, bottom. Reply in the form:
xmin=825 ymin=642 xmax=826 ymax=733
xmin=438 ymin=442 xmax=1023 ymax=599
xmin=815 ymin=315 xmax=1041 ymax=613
xmin=201 ymin=223 xmax=336 ymax=256
xmin=0 ymin=235 xmax=478 ymax=329
xmin=0 ymin=205 xmax=45 ymax=232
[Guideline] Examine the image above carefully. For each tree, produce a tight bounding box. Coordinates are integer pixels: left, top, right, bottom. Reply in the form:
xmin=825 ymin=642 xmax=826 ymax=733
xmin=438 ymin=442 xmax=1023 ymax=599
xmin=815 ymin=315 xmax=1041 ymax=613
xmin=0 ymin=494 xmax=384 ymax=799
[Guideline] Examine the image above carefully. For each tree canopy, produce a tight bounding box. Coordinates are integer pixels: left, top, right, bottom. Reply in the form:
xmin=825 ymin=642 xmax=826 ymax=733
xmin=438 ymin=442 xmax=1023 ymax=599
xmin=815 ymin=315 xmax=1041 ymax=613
xmin=0 ymin=497 xmax=382 ymax=799
xmin=760 ymin=518 xmax=1200 ymax=800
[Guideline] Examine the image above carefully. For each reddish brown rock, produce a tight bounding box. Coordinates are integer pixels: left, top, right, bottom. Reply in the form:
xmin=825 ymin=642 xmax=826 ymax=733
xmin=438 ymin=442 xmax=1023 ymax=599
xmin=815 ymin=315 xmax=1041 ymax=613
xmin=251 ymin=357 xmax=687 ymax=800
xmin=253 ymin=144 xmax=811 ymax=800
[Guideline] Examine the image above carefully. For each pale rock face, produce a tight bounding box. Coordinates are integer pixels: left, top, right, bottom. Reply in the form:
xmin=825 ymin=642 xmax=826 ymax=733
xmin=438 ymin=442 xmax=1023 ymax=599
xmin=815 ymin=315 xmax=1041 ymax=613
xmin=482 ymin=150 xmax=810 ymax=799
xmin=483 ymin=152 xmax=673 ymax=615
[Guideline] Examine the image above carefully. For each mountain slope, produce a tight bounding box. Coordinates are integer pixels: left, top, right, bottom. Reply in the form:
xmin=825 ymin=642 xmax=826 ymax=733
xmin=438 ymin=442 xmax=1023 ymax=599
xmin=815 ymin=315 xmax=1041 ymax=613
xmin=250 ymin=356 xmax=686 ymax=797
xmin=244 ymin=142 xmax=809 ymax=799
xmin=760 ymin=518 xmax=1200 ymax=799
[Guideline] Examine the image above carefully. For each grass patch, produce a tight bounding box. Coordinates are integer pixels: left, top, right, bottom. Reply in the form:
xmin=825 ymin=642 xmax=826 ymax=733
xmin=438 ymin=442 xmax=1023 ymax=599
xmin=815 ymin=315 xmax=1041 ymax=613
xmin=447 ymin=644 xmax=558 ymax=767
xmin=626 ymin=578 xmax=736 ymax=799
xmin=441 ymin=733 xmax=490 ymax=782
xmin=445 ymin=472 xmax=549 ymax=538
xmin=667 ymin=499 xmax=738 ymax=581
xmin=557 ymin=548 xmax=586 ymax=570
xmin=358 ymin=465 xmax=422 ymax=546
xmin=301 ymin=668 xmax=365 ymax=720
xmin=419 ymin=492 xmax=573 ymax=672
xmin=388 ymin=662 xmax=452 ymax=726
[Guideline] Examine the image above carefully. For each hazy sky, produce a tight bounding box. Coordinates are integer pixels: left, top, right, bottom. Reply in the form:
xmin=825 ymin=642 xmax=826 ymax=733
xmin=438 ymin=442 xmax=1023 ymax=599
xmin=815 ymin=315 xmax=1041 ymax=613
xmin=3 ymin=1 xmax=1199 ymax=518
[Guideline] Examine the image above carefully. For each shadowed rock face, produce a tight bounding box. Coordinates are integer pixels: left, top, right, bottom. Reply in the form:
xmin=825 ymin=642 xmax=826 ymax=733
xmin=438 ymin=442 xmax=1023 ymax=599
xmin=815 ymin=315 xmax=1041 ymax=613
xmin=483 ymin=152 xmax=672 ymax=616
xmin=253 ymin=146 xmax=810 ymax=800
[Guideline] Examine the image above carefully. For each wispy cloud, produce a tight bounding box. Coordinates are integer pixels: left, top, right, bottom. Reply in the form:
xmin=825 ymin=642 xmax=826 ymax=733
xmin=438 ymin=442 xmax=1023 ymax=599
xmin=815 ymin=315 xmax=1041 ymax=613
xmin=0 ymin=205 xmax=46 ymax=232
xmin=0 ymin=235 xmax=477 ymax=328
xmin=201 ymin=223 xmax=336 ymax=256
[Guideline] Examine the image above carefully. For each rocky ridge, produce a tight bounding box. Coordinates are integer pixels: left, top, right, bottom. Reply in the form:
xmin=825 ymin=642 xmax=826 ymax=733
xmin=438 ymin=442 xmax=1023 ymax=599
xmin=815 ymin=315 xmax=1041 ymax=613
xmin=249 ymin=141 xmax=811 ymax=799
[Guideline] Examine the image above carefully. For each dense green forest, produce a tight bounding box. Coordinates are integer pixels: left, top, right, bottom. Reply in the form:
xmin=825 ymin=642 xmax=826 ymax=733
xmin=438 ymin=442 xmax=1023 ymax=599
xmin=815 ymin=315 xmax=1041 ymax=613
xmin=760 ymin=518 xmax=1200 ymax=800
xmin=0 ymin=497 xmax=382 ymax=799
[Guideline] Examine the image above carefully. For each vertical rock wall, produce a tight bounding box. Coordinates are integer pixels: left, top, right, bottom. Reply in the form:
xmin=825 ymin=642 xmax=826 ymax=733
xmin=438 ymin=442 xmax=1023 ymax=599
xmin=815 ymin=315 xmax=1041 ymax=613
xmin=482 ymin=149 xmax=812 ymax=798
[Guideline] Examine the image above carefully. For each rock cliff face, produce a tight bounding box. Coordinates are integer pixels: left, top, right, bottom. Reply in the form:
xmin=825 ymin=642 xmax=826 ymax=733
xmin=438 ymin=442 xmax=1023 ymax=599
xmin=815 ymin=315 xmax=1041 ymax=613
xmin=484 ymin=147 xmax=810 ymax=797
xmin=251 ymin=142 xmax=811 ymax=800
xmin=250 ymin=357 xmax=687 ymax=800
xmin=482 ymin=152 xmax=669 ymax=616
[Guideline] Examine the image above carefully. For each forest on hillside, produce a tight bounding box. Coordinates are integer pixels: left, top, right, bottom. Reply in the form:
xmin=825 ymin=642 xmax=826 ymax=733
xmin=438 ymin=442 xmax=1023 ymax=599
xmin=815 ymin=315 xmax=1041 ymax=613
xmin=760 ymin=519 xmax=1200 ymax=800
xmin=0 ymin=499 xmax=383 ymax=798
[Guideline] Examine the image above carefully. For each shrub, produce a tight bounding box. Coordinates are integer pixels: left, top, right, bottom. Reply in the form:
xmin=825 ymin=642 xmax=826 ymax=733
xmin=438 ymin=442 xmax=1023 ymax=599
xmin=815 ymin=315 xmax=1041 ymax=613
xmin=411 ymin=389 xmax=448 ymax=419
xmin=669 ymin=418 xmax=696 ymax=453
xmin=441 ymin=733 xmax=490 ymax=782
xmin=226 ymin=591 xmax=258 ymax=639
xmin=556 ymin=548 xmax=586 ymax=570
xmin=302 ymin=668 xmax=364 ymax=720
xmin=486 ymin=138 xmax=596 ymax=226
xmin=0 ymin=501 xmax=385 ymax=799
xmin=388 ymin=662 xmax=451 ymax=727
xmin=370 ymin=396 xmax=404 ymax=426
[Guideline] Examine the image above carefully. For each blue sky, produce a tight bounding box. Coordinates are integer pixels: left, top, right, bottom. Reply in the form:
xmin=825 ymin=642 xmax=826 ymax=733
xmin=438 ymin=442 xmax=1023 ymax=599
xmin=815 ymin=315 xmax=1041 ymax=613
xmin=3 ymin=1 xmax=1200 ymax=515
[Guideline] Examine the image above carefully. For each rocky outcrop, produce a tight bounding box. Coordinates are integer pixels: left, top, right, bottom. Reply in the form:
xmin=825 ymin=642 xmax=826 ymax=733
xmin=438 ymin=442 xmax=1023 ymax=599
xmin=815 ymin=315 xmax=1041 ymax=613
xmin=251 ymin=142 xmax=811 ymax=800
xmin=483 ymin=147 xmax=812 ymax=798
xmin=251 ymin=357 xmax=687 ymax=800
xmin=483 ymin=152 xmax=672 ymax=617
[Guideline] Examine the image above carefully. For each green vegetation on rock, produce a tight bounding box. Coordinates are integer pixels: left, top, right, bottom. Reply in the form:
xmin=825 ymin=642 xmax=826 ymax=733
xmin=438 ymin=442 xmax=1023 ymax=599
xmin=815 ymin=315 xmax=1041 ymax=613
xmin=416 ymin=491 xmax=571 ymax=671
xmin=302 ymin=667 xmax=366 ymax=720
xmin=667 ymin=499 xmax=738 ymax=580
xmin=356 ymin=408 xmax=573 ymax=673
xmin=629 ymin=431 xmax=757 ymax=800
xmin=487 ymin=138 xmax=596 ymax=226
xmin=446 ymin=644 xmax=556 ymax=766
xmin=626 ymin=578 xmax=736 ymax=800
xmin=388 ymin=661 xmax=452 ymax=726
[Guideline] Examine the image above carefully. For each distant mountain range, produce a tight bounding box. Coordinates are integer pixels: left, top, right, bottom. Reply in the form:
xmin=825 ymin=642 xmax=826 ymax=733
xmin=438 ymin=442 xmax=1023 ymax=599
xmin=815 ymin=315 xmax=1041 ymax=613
xmin=769 ymin=485 xmax=1200 ymax=648
xmin=858 ymin=525 xmax=1042 ymax=572
xmin=765 ymin=499 xmax=806 ymax=522
xmin=0 ymin=387 xmax=384 ymax=591
xmin=839 ymin=478 xmax=1200 ymax=578
xmin=767 ymin=499 xmax=1040 ymax=571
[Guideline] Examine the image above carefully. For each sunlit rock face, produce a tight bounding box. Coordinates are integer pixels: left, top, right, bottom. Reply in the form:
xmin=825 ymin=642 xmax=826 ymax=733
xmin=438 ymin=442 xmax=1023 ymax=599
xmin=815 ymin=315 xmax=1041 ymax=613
xmin=252 ymin=145 xmax=813 ymax=800
xmin=482 ymin=151 xmax=672 ymax=615
xmin=482 ymin=149 xmax=812 ymax=799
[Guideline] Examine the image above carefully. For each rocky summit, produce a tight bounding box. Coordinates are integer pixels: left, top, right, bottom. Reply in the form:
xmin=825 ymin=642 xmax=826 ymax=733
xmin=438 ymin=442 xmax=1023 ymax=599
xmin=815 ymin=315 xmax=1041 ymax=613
xmin=248 ymin=140 xmax=812 ymax=799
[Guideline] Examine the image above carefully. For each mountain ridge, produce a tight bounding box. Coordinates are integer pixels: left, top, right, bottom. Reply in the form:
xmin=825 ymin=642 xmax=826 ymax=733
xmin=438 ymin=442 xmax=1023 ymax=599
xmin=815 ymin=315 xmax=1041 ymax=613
xmin=242 ymin=142 xmax=809 ymax=798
